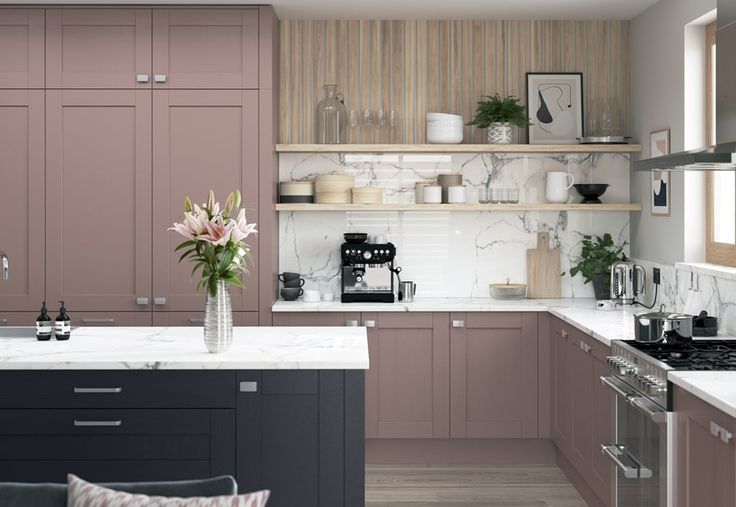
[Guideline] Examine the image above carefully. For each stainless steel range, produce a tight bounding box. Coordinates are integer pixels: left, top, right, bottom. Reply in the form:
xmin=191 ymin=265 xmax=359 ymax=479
xmin=602 ymin=340 xmax=736 ymax=507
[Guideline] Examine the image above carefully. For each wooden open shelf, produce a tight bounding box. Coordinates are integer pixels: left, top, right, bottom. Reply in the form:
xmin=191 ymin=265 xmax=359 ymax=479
xmin=275 ymin=203 xmax=643 ymax=212
xmin=275 ymin=143 xmax=642 ymax=154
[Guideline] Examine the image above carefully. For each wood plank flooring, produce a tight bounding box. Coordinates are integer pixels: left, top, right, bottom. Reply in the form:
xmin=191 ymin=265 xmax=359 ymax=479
xmin=366 ymin=465 xmax=588 ymax=507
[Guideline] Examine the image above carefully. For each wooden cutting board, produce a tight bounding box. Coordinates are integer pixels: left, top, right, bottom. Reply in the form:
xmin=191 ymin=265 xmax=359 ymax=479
xmin=527 ymin=232 xmax=561 ymax=298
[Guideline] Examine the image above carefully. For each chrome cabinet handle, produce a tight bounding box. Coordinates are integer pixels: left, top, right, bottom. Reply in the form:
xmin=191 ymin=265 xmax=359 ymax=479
xmin=74 ymin=420 xmax=122 ymax=427
xmin=81 ymin=318 xmax=115 ymax=324
xmin=239 ymin=381 xmax=258 ymax=393
xmin=136 ymin=74 xmax=149 ymax=83
xmin=452 ymin=320 xmax=465 ymax=328
xmin=345 ymin=320 xmax=358 ymax=327
xmin=579 ymin=341 xmax=591 ymax=354
xmin=189 ymin=318 xmax=205 ymax=324
xmin=601 ymin=444 xmax=653 ymax=479
xmin=154 ymin=297 xmax=167 ymax=305
xmin=136 ymin=297 xmax=149 ymax=305
xmin=154 ymin=74 xmax=167 ymax=83
xmin=711 ymin=421 xmax=733 ymax=444
xmin=561 ymin=329 xmax=568 ymax=338
xmin=74 ymin=387 xmax=122 ymax=394
xmin=363 ymin=320 xmax=376 ymax=328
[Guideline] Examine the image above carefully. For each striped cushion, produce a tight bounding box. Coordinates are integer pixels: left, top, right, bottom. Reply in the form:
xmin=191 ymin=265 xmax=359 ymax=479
xmin=67 ymin=475 xmax=270 ymax=507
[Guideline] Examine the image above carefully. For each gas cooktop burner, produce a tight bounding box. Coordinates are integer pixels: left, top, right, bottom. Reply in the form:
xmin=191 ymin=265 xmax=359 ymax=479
xmin=621 ymin=340 xmax=736 ymax=370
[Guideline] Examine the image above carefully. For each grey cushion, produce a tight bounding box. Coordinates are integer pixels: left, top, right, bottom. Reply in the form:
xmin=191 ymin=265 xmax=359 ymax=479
xmin=0 ymin=475 xmax=237 ymax=507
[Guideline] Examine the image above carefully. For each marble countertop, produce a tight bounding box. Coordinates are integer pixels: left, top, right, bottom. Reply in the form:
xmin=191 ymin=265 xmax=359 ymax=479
xmin=0 ymin=327 xmax=369 ymax=370
xmin=669 ymin=371 xmax=736 ymax=419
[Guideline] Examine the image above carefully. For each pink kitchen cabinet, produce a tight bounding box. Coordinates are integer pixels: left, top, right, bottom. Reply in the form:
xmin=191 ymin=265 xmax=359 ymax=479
xmin=153 ymin=312 xmax=259 ymax=327
xmin=45 ymin=90 xmax=152 ymax=312
xmin=0 ymin=90 xmax=45 ymax=311
xmin=675 ymin=386 xmax=736 ymax=507
xmin=551 ymin=318 xmax=573 ymax=455
xmin=0 ymin=313 xmax=37 ymax=327
xmin=450 ymin=313 xmax=538 ymax=438
xmin=374 ymin=313 xmax=450 ymax=439
xmin=569 ymin=329 xmax=594 ymax=472
xmin=152 ymin=90 xmax=259 ymax=313
xmin=73 ymin=312 xmax=153 ymax=327
xmin=0 ymin=9 xmax=44 ymax=88
xmin=46 ymin=9 xmax=152 ymax=89
xmin=152 ymin=9 xmax=259 ymax=89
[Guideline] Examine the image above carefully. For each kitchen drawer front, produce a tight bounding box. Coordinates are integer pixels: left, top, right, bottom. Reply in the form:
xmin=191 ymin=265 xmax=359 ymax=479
xmin=153 ymin=311 xmax=258 ymax=326
xmin=0 ymin=312 xmax=36 ymax=326
xmin=0 ymin=409 xmax=235 ymax=483
xmin=75 ymin=312 xmax=153 ymax=326
xmin=0 ymin=371 xmax=236 ymax=408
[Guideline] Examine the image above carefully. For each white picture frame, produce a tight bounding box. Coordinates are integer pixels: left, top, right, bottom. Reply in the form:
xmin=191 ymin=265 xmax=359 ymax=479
xmin=650 ymin=128 xmax=670 ymax=158
xmin=651 ymin=170 xmax=671 ymax=216
xmin=526 ymin=72 xmax=584 ymax=144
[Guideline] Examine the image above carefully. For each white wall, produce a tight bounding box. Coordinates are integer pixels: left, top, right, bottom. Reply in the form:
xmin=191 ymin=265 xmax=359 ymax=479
xmin=630 ymin=0 xmax=716 ymax=264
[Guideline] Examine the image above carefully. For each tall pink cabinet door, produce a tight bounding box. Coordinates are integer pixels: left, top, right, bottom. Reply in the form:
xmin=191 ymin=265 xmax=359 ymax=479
xmin=375 ymin=313 xmax=450 ymax=439
xmin=152 ymin=9 xmax=258 ymax=89
xmin=450 ymin=313 xmax=538 ymax=438
xmin=0 ymin=9 xmax=44 ymax=88
xmin=45 ymin=90 xmax=153 ymax=312
xmin=46 ymin=9 xmax=152 ymax=89
xmin=0 ymin=90 xmax=45 ymax=311
xmin=152 ymin=90 xmax=259 ymax=312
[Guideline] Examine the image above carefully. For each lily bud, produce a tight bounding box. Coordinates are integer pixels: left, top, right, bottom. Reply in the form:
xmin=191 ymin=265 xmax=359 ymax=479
xmin=234 ymin=189 xmax=242 ymax=209
xmin=207 ymin=189 xmax=216 ymax=211
xmin=184 ymin=196 xmax=193 ymax=213
xmin=224 ymin=192 xmax=235 ymax=217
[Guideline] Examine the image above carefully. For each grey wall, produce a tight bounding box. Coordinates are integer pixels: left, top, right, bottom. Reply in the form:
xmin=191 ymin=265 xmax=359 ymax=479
xmin=629 ymin=0 xmax=715 ymax=264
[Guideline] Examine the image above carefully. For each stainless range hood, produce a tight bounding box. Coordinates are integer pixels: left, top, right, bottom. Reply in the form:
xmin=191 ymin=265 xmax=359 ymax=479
xmin=634 ymin=0 xmax=736 ymax=171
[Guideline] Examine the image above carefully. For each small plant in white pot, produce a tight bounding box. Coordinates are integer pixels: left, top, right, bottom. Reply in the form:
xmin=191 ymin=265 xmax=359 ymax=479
xmin=467 ymin=94 xmax=531 ymax=144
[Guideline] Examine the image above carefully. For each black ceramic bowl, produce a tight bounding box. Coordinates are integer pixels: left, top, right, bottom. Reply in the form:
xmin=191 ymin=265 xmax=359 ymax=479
xmin=573 ymin=184 xmax=610 ymax=204
xmin=343 ymin=232 xmax=368 ymax=244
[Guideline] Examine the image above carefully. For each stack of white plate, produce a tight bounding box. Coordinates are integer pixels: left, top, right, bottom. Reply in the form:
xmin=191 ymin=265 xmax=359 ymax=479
xmin=315 ymin=174 xmax=355 ymax=204
xmin=426 ymin=112 xmax=464 ymax=144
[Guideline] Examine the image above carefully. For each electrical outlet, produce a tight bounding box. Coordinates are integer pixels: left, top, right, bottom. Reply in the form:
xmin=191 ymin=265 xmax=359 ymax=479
xmin=653 ymin=267 xmax=661 ymax=285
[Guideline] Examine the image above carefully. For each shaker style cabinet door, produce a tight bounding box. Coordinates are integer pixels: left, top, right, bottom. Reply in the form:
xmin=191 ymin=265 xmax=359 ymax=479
xmin=0 ymin=9 xmax=44 ymax=88
xmin=0 ymin=90 xmax=45 ymax=311
xmin=46 ymin=9 xmax=152 ymax=89
xmin=45 ymin=90 xmax=153 ymax=312
xmin=152 ymin=9 xmax=258 ymax=89
xmin=152 ymin=90 xmax=259 ymax=312
xmin=449 ymin=313 xmax=538 ymax=438
xmin=551 ymin=318 xmax=573 ymax=455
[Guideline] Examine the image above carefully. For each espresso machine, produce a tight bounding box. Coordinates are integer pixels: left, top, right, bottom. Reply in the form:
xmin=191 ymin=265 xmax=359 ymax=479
xmin=610 ymin=259 xmax=646 ymax=305
xmin=341 ymin=242 xmax=396 ymax=303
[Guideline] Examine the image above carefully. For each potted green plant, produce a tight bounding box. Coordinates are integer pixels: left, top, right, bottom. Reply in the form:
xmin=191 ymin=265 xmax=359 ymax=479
xmin=467 ymin=94 xmax=531 ymax=144
xmin=566 ymin=233 xmax=627 ymax=300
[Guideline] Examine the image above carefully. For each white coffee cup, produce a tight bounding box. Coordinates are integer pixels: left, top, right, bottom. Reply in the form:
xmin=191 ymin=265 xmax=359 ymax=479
xmin=321 ymin=291 xmax=334 ymax=302
xmin=447 ymin=185 xmax=466 ymax=204
xmin=303 ymin=289 xmax=320 ymax=303
xmin=546 ymin=172 xmax=575 ymax=203
xmin=423 ymin=185 xmax=442 ymax=204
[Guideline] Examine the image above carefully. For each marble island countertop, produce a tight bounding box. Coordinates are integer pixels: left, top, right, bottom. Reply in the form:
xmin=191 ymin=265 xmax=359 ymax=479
xmin=0 ymin=326 xmax=369 ymax=370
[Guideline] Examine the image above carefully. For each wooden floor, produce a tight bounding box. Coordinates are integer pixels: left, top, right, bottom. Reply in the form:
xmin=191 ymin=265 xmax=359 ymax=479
xmin=365 ymin=465 xmax=588 ymax=507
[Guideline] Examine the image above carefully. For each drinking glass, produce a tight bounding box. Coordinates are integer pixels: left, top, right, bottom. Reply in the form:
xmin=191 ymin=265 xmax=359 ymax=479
xmin=478 ymin=187 xmax=490 ymax=204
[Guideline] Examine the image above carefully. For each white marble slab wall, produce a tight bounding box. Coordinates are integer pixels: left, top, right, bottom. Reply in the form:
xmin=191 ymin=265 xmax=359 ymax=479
xmin=633 ymin=259 xmax=736 ymax=335
xmin=279 ymin=152 xmax=632 ymax=299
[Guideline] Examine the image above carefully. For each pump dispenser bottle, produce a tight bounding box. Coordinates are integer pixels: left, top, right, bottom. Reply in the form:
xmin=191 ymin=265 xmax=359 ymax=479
xmin=35 ymin=301 xmax=53 ymax=341
xmin=54 ymin=301 xmax=71 ymax=340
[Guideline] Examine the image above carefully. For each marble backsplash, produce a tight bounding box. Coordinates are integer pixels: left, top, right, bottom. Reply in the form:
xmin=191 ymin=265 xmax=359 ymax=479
xmin=633 ymin=260 xmax=736 ymax=335
xmin=279 ymin=152 xmax=632 ymax=298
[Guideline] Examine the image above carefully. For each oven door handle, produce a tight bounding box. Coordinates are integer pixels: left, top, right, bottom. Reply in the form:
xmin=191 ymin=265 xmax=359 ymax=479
xmin=600 ymin=376 xmax=667 ymax=425
xmin=601 ymin=444 xmax=654 ymax=479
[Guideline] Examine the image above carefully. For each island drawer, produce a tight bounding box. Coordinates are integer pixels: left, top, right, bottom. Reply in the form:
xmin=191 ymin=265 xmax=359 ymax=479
xmin=0 ymin=371 xmax=237 ymax=408
xmin=0 ymin=409 xmax=235 ymax=483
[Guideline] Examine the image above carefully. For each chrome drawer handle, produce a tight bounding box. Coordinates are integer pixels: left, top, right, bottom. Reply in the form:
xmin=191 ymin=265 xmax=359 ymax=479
xmin=136 ymin=297 xmax=149 ymax=305
xmin=345 ymin=320 xmax=358 ymax=327
xmin=154 ymin=74 xmax=167 ymax=83
xmin=74 ymin=420 xmax=122 ymax=427
xmin=74 ymin=387 xmax=122 ymax=394
xmin=711 ymin=421 xmax=733 ymax=444
xmin=452 ymin=320 xmax=465 ymax=328
xmin=561 ymin=329 xmax=568 ymax=338
xmin=189 ymin=318 xmax=205 ymax=324
xmin=363 ymin=320 xmax=376 ymax=328
xmin=154 ymin=297 xmax=167 ymax=305
xmin=136 ymin=74 xmax=149 ymax=83
xmin=601 ymin=444 xmax=653 ymax=479
xmin=0 ymin=318 xmax=6 ymax=326
xmin=81 ymin=318 xmax=114 ymax=324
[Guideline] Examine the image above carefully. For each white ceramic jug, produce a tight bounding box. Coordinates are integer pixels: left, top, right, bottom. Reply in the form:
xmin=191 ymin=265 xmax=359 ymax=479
xmin=546 ymin=172 xmax=575 ymax=203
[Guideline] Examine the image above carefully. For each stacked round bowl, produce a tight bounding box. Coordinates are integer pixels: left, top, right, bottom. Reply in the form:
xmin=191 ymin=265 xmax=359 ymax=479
xmin=426 ymin=112 xmax=464 ymax=144
xmin=315 ymin=174 xmax=355 ymax=204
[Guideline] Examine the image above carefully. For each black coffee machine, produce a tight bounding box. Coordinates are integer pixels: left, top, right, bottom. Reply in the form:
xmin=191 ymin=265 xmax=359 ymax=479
xmin=340 ymin=237 xmax=396 ymax=303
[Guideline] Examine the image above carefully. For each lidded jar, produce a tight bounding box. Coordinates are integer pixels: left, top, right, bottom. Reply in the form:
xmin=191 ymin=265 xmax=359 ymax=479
xmin=315 ymin=84 xmax=347 ymax=144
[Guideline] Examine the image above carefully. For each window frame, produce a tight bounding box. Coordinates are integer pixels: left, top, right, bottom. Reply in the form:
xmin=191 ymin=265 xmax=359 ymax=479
xmin=705 ymin=20 xmax=736 ymax=267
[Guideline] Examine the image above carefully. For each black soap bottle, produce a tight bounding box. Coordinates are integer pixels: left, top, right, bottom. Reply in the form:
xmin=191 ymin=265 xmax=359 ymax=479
xmin=54 ymin=300 xmax=71 ymax=341
xmin=35 ymin=301 xmax=53 ymax=341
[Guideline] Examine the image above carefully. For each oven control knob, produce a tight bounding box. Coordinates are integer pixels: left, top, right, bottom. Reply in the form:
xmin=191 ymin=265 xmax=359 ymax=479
xmin=615 ymin=361 xmax=636 ymax=376
xmin=647 ymin=382 xmax=665 ymax=396
xmin=363 ymin=250 xmax=373 ymax=260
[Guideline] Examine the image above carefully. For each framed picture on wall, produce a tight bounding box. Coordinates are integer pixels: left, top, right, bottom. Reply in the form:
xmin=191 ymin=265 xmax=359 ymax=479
xmin=651 ymin=170 xmax=671 ymax=216
xmin=526 ymin=72 xmax=584 ymax=144
xmin=650 ymin=128 xmax=671 ymax=157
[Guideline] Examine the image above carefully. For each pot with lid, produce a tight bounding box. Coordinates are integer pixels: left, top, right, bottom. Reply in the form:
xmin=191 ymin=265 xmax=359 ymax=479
xmin=635 ymin=305 xmax=693 ymax=344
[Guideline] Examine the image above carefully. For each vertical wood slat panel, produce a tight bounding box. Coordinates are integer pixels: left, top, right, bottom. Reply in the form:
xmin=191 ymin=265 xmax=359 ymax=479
xmin=279 ymin=20 xmax=629 ymax=144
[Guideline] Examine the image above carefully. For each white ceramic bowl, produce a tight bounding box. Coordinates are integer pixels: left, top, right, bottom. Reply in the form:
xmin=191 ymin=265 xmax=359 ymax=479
xmin=426 ymin=112 xmax=463 ymax=122
xmin=427 ymin=124 xmax=463 ymax=144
